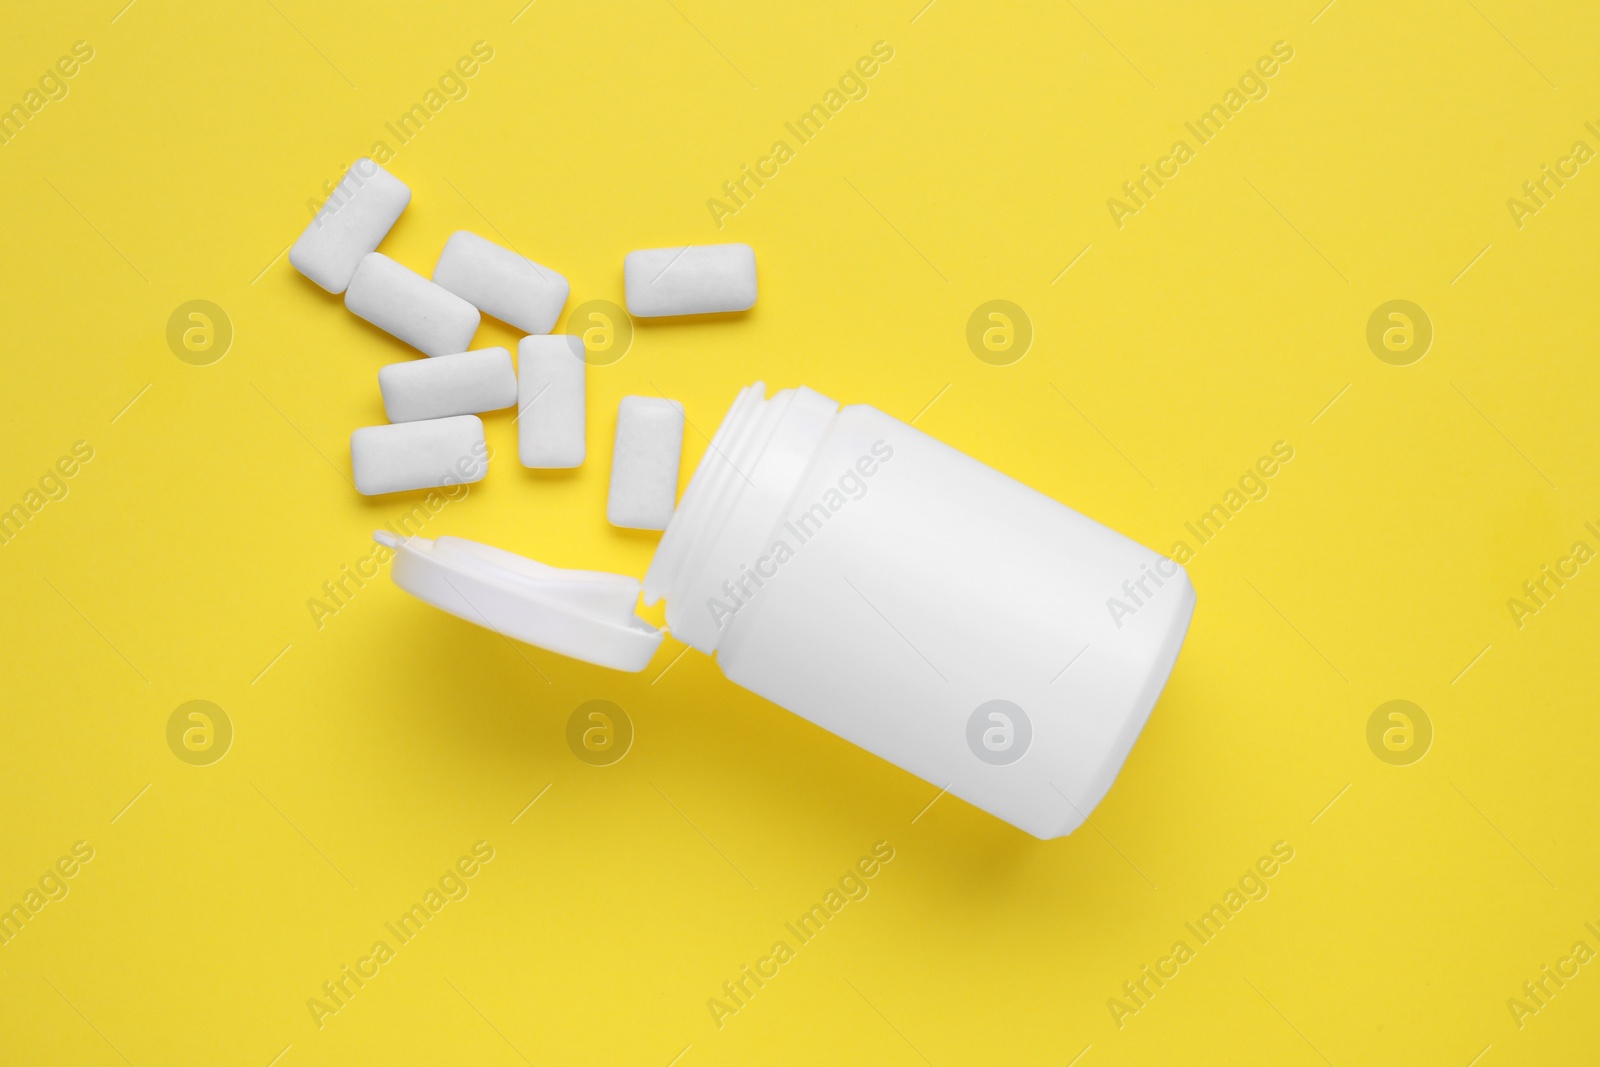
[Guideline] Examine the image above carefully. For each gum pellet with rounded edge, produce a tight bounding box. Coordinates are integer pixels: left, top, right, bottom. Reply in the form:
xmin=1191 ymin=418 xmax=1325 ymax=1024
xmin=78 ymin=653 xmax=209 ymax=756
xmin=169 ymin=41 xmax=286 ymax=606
xmin=607 ymin=397 xmax=685 ymax=529
xmin=518 ymin=335 xmax=585 ymax=468
xmin=378 ymin=348 xmax=516 ymax=423
xmin=345 ymin=253 xmax=481 ymax=357
xmin=623 ymin=243 xmax=756 ymax=317
xmin=433 ymin=231 xmax=570 ymax=334
xmin=288 ymin=159 xmax=410 ymax=293
xmin=350 ymin=415 xmax=487 ymax=496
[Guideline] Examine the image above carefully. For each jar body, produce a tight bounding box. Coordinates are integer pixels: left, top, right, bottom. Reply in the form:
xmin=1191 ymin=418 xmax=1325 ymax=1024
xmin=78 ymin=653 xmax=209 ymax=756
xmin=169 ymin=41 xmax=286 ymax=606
xmin=657 ymin=388 xmax=1194 ymax=839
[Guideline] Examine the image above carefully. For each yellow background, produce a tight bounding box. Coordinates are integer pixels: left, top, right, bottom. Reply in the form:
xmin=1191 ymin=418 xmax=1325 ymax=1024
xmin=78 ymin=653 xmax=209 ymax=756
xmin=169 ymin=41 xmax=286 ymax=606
xmin=2 ymin=0 xmax=1598 ymax=1063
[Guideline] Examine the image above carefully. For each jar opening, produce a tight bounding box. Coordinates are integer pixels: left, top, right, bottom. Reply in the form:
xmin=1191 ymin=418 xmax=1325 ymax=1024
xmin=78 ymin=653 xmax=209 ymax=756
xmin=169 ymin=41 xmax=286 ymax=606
xmin=644 ymin=382 xmax=839 ymax=654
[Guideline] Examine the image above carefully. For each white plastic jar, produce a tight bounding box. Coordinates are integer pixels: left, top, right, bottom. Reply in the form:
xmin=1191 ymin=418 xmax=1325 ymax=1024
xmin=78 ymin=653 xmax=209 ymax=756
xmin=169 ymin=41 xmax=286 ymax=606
xmin=381 ymin=382 xmax=1195 ymax=838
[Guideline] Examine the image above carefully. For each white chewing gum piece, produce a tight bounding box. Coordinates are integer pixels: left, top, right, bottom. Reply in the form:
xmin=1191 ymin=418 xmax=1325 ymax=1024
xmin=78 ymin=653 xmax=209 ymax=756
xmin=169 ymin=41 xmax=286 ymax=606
xmin=378 ymin=348 xmax=516 ymax=423
xmin=350 ymin=415 xmax=487 ymax=496
xmin=517 ymin=335 xmax=586 ymax=468
xmin=345 ymin=252 xmax=481 ymax=357
xmin=622 ymin=243 xmax=757 ymax=317
xmin=432 ymin=231 xmax=571 ymax=334
xmin=607 ymin=396 xmax=685 ymax=530
xmin=288 ymin=159 xmax=411 ymax=293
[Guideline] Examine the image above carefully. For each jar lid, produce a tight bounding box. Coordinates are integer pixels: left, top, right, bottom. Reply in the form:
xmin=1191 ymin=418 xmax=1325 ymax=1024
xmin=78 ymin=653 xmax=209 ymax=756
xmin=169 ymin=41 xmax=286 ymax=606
xmin=375 ymin=531 xmax=665 ymax=672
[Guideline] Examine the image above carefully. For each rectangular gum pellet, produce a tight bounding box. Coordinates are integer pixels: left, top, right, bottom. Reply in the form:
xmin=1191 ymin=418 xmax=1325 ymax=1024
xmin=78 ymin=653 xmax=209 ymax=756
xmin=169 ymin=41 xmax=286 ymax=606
xmin=378 ymin=348 xmax=516 ymax=423
xmin=432 ymin=231 xmax=571 ymax=334
xmin=350 ymin=415 xmax=488 ymax=496
xmin=517 ymin=335 xmax=585 ymax=468
xmin=607 ymin=396 xmax=685 ymax=529
xmin=623 ymin=243 xmax=757 ymax=317
xmin=288 ymin=159 xmax=411 ymax=293
xmin=345 ymin=253 xmax=481 ymax=357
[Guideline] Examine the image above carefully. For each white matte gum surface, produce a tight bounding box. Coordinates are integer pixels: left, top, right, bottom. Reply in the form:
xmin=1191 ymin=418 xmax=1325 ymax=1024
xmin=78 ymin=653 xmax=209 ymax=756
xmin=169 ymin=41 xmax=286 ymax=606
xmin=517 ymin=335 xmax=586 ymax=468
xmin=288 ymin=159 xmax=410 ymax=293
xmin=345 ymin=253 xmax=481 ymax=357
xmin=607 ymin=396 xmax=685 ymax=529
xmin=350 ymin=415 xmax=487 ymax=496
xmin=378 ymin=348 xmax=516 ymax=423
xmin=623 ymin=244 xmax=757 ymax=317
xmin=432 ymin=231 xmax=570 ymax=334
